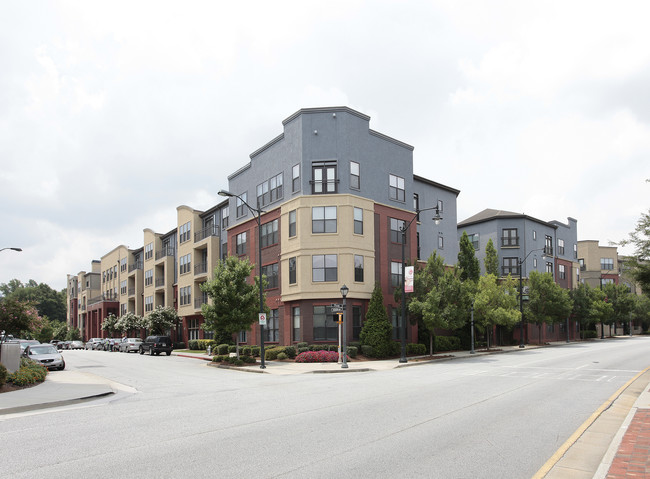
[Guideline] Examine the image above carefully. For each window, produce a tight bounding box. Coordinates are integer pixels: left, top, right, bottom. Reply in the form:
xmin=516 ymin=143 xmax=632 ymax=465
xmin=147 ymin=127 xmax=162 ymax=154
xmin=417 ymin=232 xmax=421 ymax=260
xmin=573 ymin=244 xmax=577 ymax=259
xmin=350 ymin=161 xmax=360 ymax=189
xmin=120 ymin=257 xmax=127 ymax=272
xmin=390 ymin=218 xmax=405 ymax=243
xmin=559 ymin=264 xmax=566 ymax=279
xmin=257 ymin=173 xmax=283 ymax=207
xmin=145 ymin=269 xmax=153 ymax=286
xmin=391 ymin=261 xmax=402 ymax=287
xmin=602 ymin=278 xmax=614 ymax=285
xmin=438 ymin=235 xmax=444 ymax=250
xmin=354 ymin=207 xmax=363 ymax=235
xmin=313 ymin=305 xmax=337 ymax=341
xmin=312 ymin=206 xmax=337 ymax=233
xmin=236 ymin=192 xmax=247 ymax=218
xmin=389 ymin=174 xmax=405 ymax=201
xmin=557 ymin=239 xmax=565 ymax=255
xmin=413 ymin=194 xmax=420 ymax=221
xmin=145 ymin=243 xmax=153 ymax=260
xmin=120 ymin=304 xmax=127 ymax=316
xmin=354 ymin=255 xmax=364 ymax=282
xmin=180 ymin=286 xmax=191 ymax=306
xmin=266 ymin=309 xmax=279 ymax=342
xmin=501 ymin=229 xmax=519 ymax=247
xmin=289 ymin=210 xmax=296 ymax=237
xmin=312 ymin=162 xmax=337 ymax=194
xmin=221 ymin=207 xmax=229 ymax=230
xmin=179 ymin=222 xmax=191 ymax=243
xmin=502 ymin=257 xmax=519 ymax=276
xmin=237 ymin=330 xmax=245 ymax=343
xmin=188 ymin=319 xmax=199 ymax=341
xmin=289 ymin=257 xmax=297 ymax=284
xmin=292 ymin=306 xmax=301 ymax=341
xmin=262 ymin=263 xmax=279 ymax=289
xmin=546 ymin=262 xmax=554 ymax=274
xmin=261 ymin=219 xmax=279 ymax=247
xmin=145 ymin=296 xmax=154 ymax=312
xmin=180 ymin=254 xmax=191 ymax=275
xmin=292 ymin=164 xmax=300 ymax=192
xmin=352 ymin=306 xmax=362 ymax=340
xmin=579 ymin=258 xmax=585 ymax=270
xmin=601 ymin=258 xmax=614 ymax=270
xmin=544 ymin=235 xmax=553 ymax=255
xmin=312 ymin=255 xmax=337 ymax=282
xmin=235 ymin=232 xmax=247 ymax=255
xmin=468 ymin=233 xmax=479 ymax=250
xmin=120 ymin=280 xmax=127 ymax=295
xmin=391 ymin=308 xmax=402 ymax=340
xmin=533 ymin=230 xmax=537 ymax=240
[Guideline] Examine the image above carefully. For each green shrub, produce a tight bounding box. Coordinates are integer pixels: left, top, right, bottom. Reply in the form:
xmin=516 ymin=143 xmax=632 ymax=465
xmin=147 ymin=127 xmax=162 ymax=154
xmin=435 ymin=336 xmax=461 ymax=352
xmin=251 ymin=346 xmax=260 ymax=357
xmin=359 ymin=283 xmax=392 ymax=358
xmin=581 ymin=330 xmax=598 ymax=339
xmin=346 ymin=346 xmax=358 ymax=358
xmin=296 ymin=342 xmax=308 ymax=349
xmin=390 ymin=341 xmax=401 ymax=356
xmin=283 ymin=346 xmax=297 ymax=359
xmin=0 ymin=363 xmax=7 ymax=387
xmin=242 ymin=346 xmax=252 ymax=356
xmin=228 ymin=345 xmax=237 ymax=353
xmin=407 ymin=343 xmax=427 ymax=355
xmin=298 ymin=347 xmax=309 ymax=354
xmin=196 ymin=339 xmax=215 ymax=351
xmin=349 ymin=341 xmax=361 ymax=349
xmin=217 ymin=344 xmax=229 ymax=355
xmin=265 ymin=347 xmax=281 ymax=360
xmin=277 ymin=352 xmax=288 ymax=360
xmin=188 ymin=340 xmax=199 ymax=351
xmin=173 ymin=342 xmax=186 ymax=349
xmin=361 ymin=345 xmax=373 ymax=357
xmin=9 ymin=359 xmax=48 ymax=386
xmin=242 ymin=355 xmax=256 ymax=364
xmin=310 ymin=344 xmax=330 ymax=351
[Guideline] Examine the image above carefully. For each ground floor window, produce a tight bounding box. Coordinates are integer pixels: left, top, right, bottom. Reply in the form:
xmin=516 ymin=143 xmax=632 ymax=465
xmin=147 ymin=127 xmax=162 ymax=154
xmin=266 ymin=309 xmax=279 ymax=342
xmin=292 ymin=306 xmax=301 ymax=341
xmin=313 ymin=305 xmax=337 ymax=341
xmin=238 ymin=330 xmax=246 ymax=343
xmin=352 ymin=306 xmax=362 ymax=340
xmin=188 ymin=318 xmax=200 ymax=340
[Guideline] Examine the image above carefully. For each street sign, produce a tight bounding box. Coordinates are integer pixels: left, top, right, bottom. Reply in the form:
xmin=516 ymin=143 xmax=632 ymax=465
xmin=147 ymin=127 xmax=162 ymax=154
xmin=258 ymin=313 xmax=267 ymax=325
xmin=331 ymin=307 xmax=343 ymax=313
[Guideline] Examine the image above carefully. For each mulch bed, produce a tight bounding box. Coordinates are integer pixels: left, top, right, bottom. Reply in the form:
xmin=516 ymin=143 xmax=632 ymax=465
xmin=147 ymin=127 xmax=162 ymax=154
xmin=0 ymin=381 xmax=40 ymax=394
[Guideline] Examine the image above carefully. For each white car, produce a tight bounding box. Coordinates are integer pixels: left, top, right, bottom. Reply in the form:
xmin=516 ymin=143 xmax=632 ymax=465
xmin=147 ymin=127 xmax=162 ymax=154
xmin=23 ymin=344 xmax=65 ymax=370
xmin=85 ymin=338 xmax=103 ymax=350
xmin=119 ymin=338 xmax=143 ymax=353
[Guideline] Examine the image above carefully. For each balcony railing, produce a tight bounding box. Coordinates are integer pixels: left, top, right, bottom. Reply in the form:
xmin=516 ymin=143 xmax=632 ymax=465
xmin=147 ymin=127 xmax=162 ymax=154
xmin=194 ymin=295 xmax=208 ymax=309
xmin=128 ymin=261 xmax=143 ymax=273
xmin=502 ymin=266 xmax=521 ymax=276
xmin=544 ymin=246 xmax=554 ymax=256
xmin=155 ymin=278 xmax=165 ymax=287
xmin=155 ymin=246 xmax=175 ymax=260
xmin=88 ymin=292 xmax=119 ymax=305
xmin=128 ymin=287 xmax=135 ymax=296
xmin=194 ymin=224 xmax=219 ymax=243
xmin=501 ymin=237 xmax=520 ymax=247
xmin=194 ymin=262 xmax=208 ymax=275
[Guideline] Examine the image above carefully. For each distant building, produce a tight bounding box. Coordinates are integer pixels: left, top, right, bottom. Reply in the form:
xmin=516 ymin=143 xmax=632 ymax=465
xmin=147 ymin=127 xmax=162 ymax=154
xmin=576 ymin=240 xmax=619 ymax=289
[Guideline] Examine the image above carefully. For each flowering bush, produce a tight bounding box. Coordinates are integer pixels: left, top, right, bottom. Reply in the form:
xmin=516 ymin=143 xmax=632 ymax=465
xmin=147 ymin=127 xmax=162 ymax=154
xmin=8 ymin=358 xmax=47 ymax=386
xmin=295 ymin=350 xmax=348 ymax=363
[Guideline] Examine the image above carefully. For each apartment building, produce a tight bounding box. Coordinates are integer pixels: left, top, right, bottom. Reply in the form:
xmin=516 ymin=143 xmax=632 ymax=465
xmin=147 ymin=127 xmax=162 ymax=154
xmin=67 ymin=106 xmax=459 ymax=345
xmin=577 ymin=240 xmax=619 ymax=288
xmin=66 ymin=260 xmax=101 ymax=338
xmin=457 ymin=209 xmax=580 ymax=343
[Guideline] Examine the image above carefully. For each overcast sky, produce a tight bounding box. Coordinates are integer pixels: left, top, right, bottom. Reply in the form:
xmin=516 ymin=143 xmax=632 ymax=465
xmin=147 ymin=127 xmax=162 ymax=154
xmin=1 ymin=1 xmax=649 ymax=292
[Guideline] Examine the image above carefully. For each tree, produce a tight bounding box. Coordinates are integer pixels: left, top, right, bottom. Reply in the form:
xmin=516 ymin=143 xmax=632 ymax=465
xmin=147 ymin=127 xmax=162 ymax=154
xmin=0 ymin=297 xmax=42 ymax=360
xmin=101 ymin=313 xmax=119 ymax=337
xmin=603 ymin=283 xmax=635 ymax=335
xmin=65 ymin=326 xmax=81 ymax=341
xmin=52 ymin=320 xmax=69 ymax=341
xmin=410 ymin=261 xmax=472 ymax=354
xmin=116 ymin=312 xmax=144 ymax=335
xmin=35 ymin=317 xmax=55 ymax=343
xmin=590 ymin=287 xmax=614 ymax=333
xmin=473 ymin=274 xmax=520 ymax=349
xmin=526 ymin=271 xmax=572 ymax=343
xmin=458 ymin=232 xmax=480 ymax=282
xmin=570 ymin=283 xmax=596 ymax=336
xmin=631 ymin=295 xmax=650 ymax=332
xmin=359 ymin=283 xmax=393 ymax=358
xmin=0 ymin=279 xmax=66 ymax=322
xmin=484 ymin=239 xmax=499 ymax=277
xmin=143 ymin=306 xmax=178 ymax=335
xmin=619 ymin=208 xmax=650 ymax=297
xmin=201 ymin=256 xmax=267 ymax=344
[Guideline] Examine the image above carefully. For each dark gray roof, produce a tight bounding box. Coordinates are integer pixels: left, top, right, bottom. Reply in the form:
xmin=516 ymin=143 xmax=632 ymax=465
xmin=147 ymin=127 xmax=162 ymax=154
xmin=458 ymin=208 xmax=557 ymax=229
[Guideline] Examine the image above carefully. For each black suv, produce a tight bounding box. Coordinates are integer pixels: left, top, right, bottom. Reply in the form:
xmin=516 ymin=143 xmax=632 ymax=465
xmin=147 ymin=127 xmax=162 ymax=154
xmin=139 ymin=336 xmax=173 ymax=356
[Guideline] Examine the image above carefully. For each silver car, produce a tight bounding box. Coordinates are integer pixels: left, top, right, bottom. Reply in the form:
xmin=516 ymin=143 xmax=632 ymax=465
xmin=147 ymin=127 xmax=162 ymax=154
xmin=23 ymin=344 xmax=65 ymax=370
xmin=119 ymin=338 xmax=142 ymax=353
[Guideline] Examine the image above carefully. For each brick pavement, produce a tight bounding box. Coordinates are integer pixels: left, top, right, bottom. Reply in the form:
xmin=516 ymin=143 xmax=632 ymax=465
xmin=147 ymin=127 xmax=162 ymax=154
xmin=607 ymin=408 xmax=650 ymax=478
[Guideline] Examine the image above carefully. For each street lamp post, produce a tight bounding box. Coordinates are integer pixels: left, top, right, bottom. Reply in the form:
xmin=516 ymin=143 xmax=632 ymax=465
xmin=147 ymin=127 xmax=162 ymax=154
xmin=218 ymin=190 xmax=266 ymax=369
xmin=518 ymin=248 xmax=545 ymax=348
xmin=340 ymin=284 xmax=349 ymax=369
xmin=399 ymin=205 xmax=442 ymax=363
xmin=470 ymin=301 xmax=475 ymax=354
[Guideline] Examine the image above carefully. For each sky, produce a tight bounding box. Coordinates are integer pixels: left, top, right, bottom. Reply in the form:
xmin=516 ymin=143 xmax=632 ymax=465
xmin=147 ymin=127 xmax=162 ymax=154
xmin=1 ymin=1 xmax=649 ymax=292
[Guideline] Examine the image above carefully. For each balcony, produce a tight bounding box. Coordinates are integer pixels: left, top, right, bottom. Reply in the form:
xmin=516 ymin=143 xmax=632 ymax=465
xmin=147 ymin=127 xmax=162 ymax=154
xmin=502 ymin=266 xmax=521 ymax=276
xmin=194 ymin=295 xmax=208 ymax=309
xmin=128 ymin=287 xmax=135 ymax=296
xmin=128 ymin=261 xmax=143 ymax=273
xmin=155 ymin=278 xmax=165 ymax=288
xmin=194 ymin=261 xmax=208 ymax=276
xmin=544 ymin=246 xmax=554 ymax=256
xmin=194 ymin=224 xmax=219 ymax=243
xmin=155 ymin=246 xmax=175 ymax=261
xmin=501 ymin=237 xmax=519 ymax=247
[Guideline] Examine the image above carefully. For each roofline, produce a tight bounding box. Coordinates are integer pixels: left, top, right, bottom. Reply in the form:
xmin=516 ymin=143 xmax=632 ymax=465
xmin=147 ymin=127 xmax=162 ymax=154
xmin=413 ymin=174 xmax=460 ymax=196
xmin=369 ymin=129 xmax=414 ymax=151
xmin=282 ymin=106 xmax=370 ymax=126
xmin=458 ymin=212 xmax=558 ymax=229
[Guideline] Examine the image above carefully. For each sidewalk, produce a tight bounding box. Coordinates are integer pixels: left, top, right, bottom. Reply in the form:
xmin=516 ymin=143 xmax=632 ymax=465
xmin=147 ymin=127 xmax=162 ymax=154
xmin=1 ymin=339 xmax=648 ymax=478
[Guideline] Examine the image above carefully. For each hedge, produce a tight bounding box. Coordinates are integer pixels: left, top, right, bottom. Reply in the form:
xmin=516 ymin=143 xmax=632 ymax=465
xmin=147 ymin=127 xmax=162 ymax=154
xmin=295 ymin=350 xmax=346 ymax=363
xmin=435 ymin=336 xmax=461 ymax=352
xmin=0 ymin=363 xmax=7 ymax=387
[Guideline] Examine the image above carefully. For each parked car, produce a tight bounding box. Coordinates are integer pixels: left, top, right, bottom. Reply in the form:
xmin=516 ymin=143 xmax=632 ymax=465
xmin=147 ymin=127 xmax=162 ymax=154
xmin=18 ymin=339 xmax=40 ymax=353
xmin=85 ymin=338 xmax=103 ymax=350
xmin=107 ymin=338 xmax=123 ymax=352
xmin=119 ymin=338 xmax=142 ymax=353
xmin=139 ymin=336 xmax=173 ymax=356
xmin=69 ymin=340 xmax=85 ymax=350
xmin=23 ymin=344 xmax=65 ymax=370
xmin=61 ymin=340 xmax=71 ymax=350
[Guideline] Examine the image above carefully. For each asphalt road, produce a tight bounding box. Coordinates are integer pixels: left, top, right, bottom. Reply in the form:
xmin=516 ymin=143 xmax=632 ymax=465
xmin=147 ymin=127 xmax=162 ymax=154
xmin=1 ymin=338 xmax=649 ymax=479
